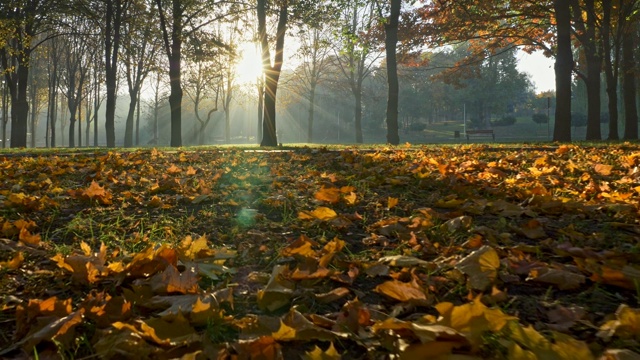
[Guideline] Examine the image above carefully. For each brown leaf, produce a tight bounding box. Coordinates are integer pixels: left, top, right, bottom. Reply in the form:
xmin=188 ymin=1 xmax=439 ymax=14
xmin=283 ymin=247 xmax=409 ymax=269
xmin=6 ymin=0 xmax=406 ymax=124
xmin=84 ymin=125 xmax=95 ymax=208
xmin=527 ymin=267 xmax=585 ymax=290
xmin=375 ymin=279 xmax=428 ymax=303
xmin=314 ymin=186 xmax=340 ymax=204
xmin=456 ymin=246 xmax=500 ymax=291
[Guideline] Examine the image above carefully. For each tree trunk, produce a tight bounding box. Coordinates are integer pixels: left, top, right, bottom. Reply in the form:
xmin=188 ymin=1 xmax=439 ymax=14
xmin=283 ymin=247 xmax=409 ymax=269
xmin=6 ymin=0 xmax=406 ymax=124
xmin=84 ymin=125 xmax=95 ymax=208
xmin=29 ymin=73 xmax=37 ymax=148
xmin=584 ymin=51 xmax=602 ymax=140
xmin=165 ymin=0 xmax=183 ymax=147
xmin=78 ymin=97 xmax=82 ymax=147
xmin=622 ymin=22 xmax=638 ymax=140
xmin=68 ymin=101 xmax=77 ymax=148
xmin=104 ymin=0 xmax=125 ymax=148
xmin=307 ymin=85 xmax=315 ymax=143
xmin=94 ymin=80 xmax=99 ymax=146
xmin=257 ymin=79 xmax=263 ymax=144
xmin=354 ymin=88 xmax=363 ymax=143
xmin=602 ymin=0 xmax=619 ymax=140
xmin=124 ymin=89 xmax=138 ymax=147
xmin=553 ymin=0 xmax=572 ymax=142
xmin=259 ymin=0 xmax=288 ymax=147
xmin=10 ymin=63 xmax=30 ymax=148
xmin=385 ymin=0 xmax=401 ymax=145
xmin=136 ymin=93 xmax=140 ymax=146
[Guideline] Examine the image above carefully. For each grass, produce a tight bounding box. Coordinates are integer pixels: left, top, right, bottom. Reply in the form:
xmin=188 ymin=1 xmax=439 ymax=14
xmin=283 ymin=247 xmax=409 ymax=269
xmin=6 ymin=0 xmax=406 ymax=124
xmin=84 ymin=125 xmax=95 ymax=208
xmin=1 ymin=143 xmax=640 ymax=358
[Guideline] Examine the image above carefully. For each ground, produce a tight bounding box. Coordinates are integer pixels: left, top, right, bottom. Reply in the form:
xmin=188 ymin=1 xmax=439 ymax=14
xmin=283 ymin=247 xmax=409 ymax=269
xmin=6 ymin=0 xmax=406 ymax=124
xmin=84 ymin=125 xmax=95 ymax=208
xmin=0 ymin=143 xmax=639 ymax=359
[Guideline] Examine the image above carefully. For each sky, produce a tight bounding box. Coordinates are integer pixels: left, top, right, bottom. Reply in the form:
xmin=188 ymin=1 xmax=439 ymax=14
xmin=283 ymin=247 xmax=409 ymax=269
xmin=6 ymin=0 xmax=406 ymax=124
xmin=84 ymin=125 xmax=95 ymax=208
xmin=517 ymin=50 xmax=556 ymax=93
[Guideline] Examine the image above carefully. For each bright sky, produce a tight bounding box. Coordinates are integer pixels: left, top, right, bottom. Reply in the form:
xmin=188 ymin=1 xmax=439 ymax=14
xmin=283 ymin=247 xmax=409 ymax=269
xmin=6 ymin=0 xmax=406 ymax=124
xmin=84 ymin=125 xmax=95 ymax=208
xmin=517 ymin=50 xmax=556 ymax=93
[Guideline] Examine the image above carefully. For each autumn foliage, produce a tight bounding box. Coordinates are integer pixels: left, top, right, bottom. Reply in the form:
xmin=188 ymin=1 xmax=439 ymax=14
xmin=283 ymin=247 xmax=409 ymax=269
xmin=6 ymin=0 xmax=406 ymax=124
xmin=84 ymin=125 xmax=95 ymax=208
xmin=1 ymin=145 xmax=640 ymax=358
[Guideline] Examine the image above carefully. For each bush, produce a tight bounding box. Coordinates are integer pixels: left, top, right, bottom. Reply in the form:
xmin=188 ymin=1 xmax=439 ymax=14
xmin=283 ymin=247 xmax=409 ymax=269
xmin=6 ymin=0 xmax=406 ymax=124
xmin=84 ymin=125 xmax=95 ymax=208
xmin=408 ymin=122 xmax=427 ymax=131
xmin=571 ymin=112 xmax=587 ymax=127
xmin=491 ymin=116 xmax=517 ymax=127
xmin=532 ymin=113 xmax=549 ymax=124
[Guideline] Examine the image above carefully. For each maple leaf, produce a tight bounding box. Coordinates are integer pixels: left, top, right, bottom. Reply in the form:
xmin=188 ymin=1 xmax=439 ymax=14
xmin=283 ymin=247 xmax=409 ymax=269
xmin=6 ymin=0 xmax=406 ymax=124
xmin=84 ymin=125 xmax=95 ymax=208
xmin=299 ymin=207 xmax=338 ymax=221
xmin=0 ymin=251 xmax=24 ymax=269
xmin=303 ymin=343 xmax=341 ymax=360
xmin=598 ymin=304 xmax=640 ymax=341
xmin=257 ymin=265 xmax=295 ymax=312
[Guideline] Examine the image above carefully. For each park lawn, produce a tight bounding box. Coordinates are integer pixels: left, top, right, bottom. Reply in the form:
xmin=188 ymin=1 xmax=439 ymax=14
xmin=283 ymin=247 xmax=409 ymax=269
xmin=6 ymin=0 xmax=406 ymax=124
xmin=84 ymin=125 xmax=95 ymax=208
xmin=0 ymin=143 xmax=639 ymax=359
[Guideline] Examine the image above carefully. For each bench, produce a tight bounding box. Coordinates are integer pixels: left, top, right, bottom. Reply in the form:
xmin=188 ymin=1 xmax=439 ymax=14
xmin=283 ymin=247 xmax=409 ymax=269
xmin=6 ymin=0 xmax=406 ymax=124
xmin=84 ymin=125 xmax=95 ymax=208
xmin=465 ymin=129 xmax=495 ymax=142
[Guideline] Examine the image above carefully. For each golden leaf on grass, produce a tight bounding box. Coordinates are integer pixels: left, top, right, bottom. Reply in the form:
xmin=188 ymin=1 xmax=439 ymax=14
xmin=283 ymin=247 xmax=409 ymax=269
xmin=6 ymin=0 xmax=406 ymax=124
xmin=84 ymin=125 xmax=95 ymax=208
xmin=387 ymin=197 xmax=399 ymax=209
xmin=518 ymin=219 xmax=548 ymax=240
xmin=343 ymin=192 xmax=357 ymax=205
xmin=455 ymin=246 xmax=500 ymax=291
xmin=81 ymin=292 xmax=132 ymax=328
xmin=303 ymin=343 xmax=341 ymax=360
xmin=149 ymin=264 xmax=199 ymax=294
xmin=281 ymin=235 xmax=317 ymax=258
xmin=81 ymin=181 xmax=113 ymax=205
xmin=314 ymin=186 xmax=340 ymax=204
xmin=318 ymin=237 xmax=345 ymax=267
xmin=0 ymin=251 xmax=24 ymax=269
xmin=527 ymin=267 xmax=585 ymax=290
xmin=594 ymin=163 xmax=614 ymax=176
xmin=378 ymin=255 xmax=431 ymax=267
xmin=375 ymin=279 xmax=428 ymax=303
xmin=178 ymin=235 xmax=210 ymax=260
xmin=298 ymin=207 xmax=338 ymax=221
xmin=18 ymin=227 xmax=41 ymax=246
xmin=147 ymin=195 xmax=164 ymax=208
xmin=598 ymin=304 xmax=640 ymax=341
xmin=166 ymin=164 xmax=182 ymax=174
xmin=436 ymin=296 xmax=517 ymax=349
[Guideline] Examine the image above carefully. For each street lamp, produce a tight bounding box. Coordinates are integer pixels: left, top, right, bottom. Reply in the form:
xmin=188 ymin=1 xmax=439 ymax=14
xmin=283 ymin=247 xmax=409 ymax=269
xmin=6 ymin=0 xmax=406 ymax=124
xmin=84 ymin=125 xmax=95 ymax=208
xmin=1 ymin=79 xmax=4 ymax=148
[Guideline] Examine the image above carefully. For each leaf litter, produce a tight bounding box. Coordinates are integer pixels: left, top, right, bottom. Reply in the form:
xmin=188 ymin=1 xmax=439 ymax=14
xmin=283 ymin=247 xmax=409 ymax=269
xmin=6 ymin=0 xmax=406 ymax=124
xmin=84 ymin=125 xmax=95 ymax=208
xmin=0 ymin=144 xmax=640 ymax=358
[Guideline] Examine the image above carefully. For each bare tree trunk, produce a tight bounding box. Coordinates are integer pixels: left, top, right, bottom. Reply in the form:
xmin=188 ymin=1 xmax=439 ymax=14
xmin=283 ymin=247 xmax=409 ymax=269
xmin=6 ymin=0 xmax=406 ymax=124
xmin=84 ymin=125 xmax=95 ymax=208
xmin=553 ymin=0 xmax=572 ymax=142
xmin=258 ymin=0 xmax=288 ymax=147
xmin=384 ymin=0 xmax=401 ymax=145
xmin=622 ymin=21 xmax=638 ymax=140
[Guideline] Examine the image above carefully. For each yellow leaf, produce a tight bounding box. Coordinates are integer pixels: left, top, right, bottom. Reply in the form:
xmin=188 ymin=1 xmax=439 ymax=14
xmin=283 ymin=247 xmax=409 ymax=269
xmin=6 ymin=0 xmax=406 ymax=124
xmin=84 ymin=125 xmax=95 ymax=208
xmin=303 ymin=343 xmax=341 ymax=360
xmin=299 ymin=207 xmax=338 ymax=221
xmin=314 ymin=186 xmax=340 ymax=204
xmin=343 ymin=192 xmax=357 ymax=205
xmin=80 ymin=241 xmax=92 ymax=256
xmin=272 ymin=321 xmax=297 ymax=341
xmin=598 ymin=304 xmax=640 ymax=341
xmin=148 ymin=195 xmax=163 ymax=208
xmin=387 ymin=197 xmax=399 ymax=209
xmin=167 ymin=164 xmax=182 ymax=174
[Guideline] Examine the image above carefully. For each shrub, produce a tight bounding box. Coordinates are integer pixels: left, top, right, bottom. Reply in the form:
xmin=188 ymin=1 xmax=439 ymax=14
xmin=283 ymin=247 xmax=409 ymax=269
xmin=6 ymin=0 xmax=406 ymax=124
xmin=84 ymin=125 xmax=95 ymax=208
xmin=571 ymin=112 xmax=587 ymax=127
xmin=408 ymin=122 xmax=427 ymax=131
xmin=532 ymin=113 xmax=549 ymax=124
xmin=491 ymin=116 xmax=517 ymax=127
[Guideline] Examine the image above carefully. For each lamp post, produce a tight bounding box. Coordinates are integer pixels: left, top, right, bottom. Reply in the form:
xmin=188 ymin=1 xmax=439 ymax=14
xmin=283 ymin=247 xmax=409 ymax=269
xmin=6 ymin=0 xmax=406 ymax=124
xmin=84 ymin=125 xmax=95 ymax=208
xmin=1 ymin=79 xmax=5 ymax=148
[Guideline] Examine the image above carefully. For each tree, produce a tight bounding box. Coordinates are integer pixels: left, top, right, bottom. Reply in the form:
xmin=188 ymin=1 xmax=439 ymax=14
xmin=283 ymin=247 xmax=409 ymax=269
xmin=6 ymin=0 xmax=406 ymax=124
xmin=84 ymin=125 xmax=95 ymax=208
xmin=622 ymin=20 xmax=638 ymax=140
xmin=553 ymin=0 xmax=572 ymax=142
xmin=102 ymin=0 xmax=132 ymax=147
xmin=257 ymin=0 xmax=288 ymax=147
xmin=383 ymin=0 xmax=401 ymax=145
xmin=184 ymin=59 xmax=221 ymax=145
xmin=0 ymin=0 xmax=62 ymax=148
xmin=123 ymin=3 xmax=160 ymax=147
xmin=289 ymin=26 xmax=333 ymax=143
xmin=333 ymin=0 xmax=381 ymax=143
xmin=59 ymin=18 xmax=90 ymax=148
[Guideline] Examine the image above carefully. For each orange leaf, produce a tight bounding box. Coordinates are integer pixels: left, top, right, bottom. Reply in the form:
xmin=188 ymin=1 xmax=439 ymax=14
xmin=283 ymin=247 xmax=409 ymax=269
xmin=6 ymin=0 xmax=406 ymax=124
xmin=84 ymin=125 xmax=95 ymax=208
xmin=387 ymin=197 xmax=399 ymax=209
xmin=594 ymin=164 xmax=613 ymax=176
xmin=0 ymin=251 xmax=24 ymax=269
xmin=18 ymin=227 xmax=41 ymax=246
xmin=314 ymin=186 xmax=340 ymax=204
xmin=375 ymin=279 xmax=428 ymax=302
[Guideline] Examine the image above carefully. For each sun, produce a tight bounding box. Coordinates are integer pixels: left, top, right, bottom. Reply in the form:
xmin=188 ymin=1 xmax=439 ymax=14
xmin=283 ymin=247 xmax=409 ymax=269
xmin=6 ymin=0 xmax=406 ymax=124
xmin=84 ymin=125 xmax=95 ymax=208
xmin=235 ymin=42 xmax=263 ymax=85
